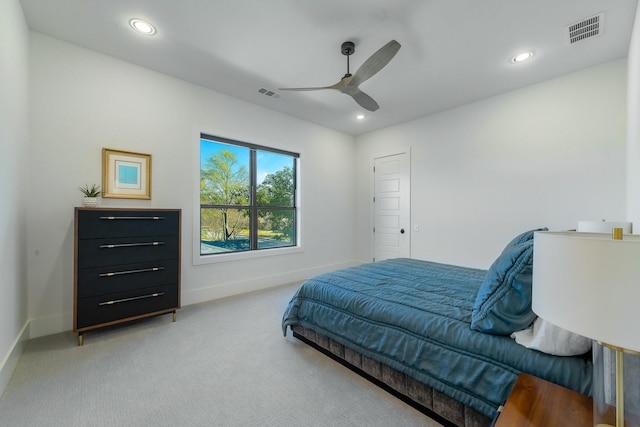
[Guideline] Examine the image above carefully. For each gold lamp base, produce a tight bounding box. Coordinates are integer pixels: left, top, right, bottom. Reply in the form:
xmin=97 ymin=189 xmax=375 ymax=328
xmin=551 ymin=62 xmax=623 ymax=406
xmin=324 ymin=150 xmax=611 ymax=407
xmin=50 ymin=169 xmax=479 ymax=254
xmin=595 ymin=231 xmax=633 ymax=427
xmin=594 ymin=342 xmax=640 ymax=427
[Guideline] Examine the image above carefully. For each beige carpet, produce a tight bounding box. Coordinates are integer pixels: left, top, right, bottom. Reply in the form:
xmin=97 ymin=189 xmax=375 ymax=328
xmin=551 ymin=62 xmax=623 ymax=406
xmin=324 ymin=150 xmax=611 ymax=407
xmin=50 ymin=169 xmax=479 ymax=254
xmin=0 ymin=283 xmax=442 ymax=427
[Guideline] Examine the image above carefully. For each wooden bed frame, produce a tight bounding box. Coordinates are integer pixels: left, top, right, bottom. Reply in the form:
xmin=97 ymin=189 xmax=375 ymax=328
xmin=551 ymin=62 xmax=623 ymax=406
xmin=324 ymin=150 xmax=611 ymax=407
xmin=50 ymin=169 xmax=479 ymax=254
xmin=291 ymin=325 xmax=495 ymax=427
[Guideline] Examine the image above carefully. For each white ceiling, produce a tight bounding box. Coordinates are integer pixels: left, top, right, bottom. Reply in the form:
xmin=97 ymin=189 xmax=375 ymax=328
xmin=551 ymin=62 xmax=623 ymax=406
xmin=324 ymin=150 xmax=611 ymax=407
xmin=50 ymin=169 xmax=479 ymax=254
xmin=20 ymin=0 xmax=639 ymax=136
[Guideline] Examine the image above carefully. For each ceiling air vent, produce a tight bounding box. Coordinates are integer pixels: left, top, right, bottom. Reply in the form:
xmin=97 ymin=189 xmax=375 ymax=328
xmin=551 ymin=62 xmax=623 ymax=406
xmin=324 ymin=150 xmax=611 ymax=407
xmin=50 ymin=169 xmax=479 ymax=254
xmin=568 ymin=13 xmax=602 ymax=44
xmin=257 ymin=88 xmax=281 ymax=99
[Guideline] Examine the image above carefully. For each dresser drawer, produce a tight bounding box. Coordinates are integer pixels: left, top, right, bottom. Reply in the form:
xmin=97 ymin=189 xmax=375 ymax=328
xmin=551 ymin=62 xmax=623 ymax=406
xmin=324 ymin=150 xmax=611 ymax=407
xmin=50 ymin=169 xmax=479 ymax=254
xmin=77 ymin=209 xmax=180 ymax=239
xmin=77 ymin=235 xmax=178 ymax=268
xmin=76 ymin=284 xmax=179 ymax=329
xmin=77 ymin=260 xmax=178 ymax=298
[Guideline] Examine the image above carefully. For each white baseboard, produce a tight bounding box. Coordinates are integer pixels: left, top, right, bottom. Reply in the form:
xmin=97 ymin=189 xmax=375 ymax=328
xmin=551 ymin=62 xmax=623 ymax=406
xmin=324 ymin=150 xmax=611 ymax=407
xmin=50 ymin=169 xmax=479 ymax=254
xmin=25 ymin=260 xmax=363 ymax=339
xmin=181 ymin=260 xmax=359 ymax=306
xmin=28 ymin=312 xmax=69 ymax=340
xmin=0 ymin=321 xmax=30 ymax=398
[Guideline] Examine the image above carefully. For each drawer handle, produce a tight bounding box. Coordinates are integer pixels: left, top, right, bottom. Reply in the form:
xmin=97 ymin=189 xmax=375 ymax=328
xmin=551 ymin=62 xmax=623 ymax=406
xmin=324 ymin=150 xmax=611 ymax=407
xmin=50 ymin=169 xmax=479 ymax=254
xmin=100 ymin=242 xmax=165 ymax=249
xmin=100 ymin=216 xmax=165 ymax=220
xmin=99 ymin=267 xmax=165 ymax=277
xmin=98 ymin=292 xmax=165 ymax=306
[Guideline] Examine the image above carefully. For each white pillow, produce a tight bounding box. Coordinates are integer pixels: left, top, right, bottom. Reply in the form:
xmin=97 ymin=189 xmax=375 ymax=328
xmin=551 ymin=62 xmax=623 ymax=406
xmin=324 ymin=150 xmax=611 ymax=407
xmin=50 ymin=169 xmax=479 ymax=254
xmin=510 ymin=317 xmax=592 ymax=356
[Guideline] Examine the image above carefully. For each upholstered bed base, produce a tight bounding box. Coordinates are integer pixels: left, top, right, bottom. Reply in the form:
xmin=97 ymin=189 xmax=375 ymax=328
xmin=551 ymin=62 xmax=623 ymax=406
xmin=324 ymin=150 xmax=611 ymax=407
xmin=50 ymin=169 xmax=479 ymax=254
xmin=291 ymin=325 xmax=493 ymax=427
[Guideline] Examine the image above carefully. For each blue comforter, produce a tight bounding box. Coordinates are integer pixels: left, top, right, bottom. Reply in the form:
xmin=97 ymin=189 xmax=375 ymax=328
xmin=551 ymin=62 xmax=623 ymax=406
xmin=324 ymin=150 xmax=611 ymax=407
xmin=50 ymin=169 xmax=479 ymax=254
xmin=282 ymin=258 xmax=592 ymax=418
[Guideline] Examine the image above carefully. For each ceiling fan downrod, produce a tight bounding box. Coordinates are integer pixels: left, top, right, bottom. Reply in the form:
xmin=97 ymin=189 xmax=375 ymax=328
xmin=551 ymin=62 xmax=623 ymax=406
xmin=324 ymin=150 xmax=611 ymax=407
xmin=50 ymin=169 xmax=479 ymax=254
xmin=341 ymin=41 xmax=355 ymax=78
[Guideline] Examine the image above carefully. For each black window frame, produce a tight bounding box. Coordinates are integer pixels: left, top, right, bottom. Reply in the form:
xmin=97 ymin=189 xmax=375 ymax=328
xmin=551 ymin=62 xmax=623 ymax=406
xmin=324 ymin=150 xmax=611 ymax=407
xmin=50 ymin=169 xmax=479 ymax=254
xmin=199 ymin=133 xmax=299 ymax=256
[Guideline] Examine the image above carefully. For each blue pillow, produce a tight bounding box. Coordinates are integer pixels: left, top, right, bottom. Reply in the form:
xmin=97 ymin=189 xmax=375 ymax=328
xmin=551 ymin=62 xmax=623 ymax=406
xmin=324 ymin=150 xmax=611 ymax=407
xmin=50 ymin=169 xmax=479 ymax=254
xmin=502 ymin=227 xmax=547 ymax=253
xmin=471 ymin=240 xmax=536 ymax=335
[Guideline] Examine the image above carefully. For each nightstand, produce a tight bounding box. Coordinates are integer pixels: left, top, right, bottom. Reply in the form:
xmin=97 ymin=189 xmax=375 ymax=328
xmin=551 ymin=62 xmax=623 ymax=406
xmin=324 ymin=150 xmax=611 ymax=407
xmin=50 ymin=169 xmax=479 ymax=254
xmin=494 ymin=372 xmax=593 ymax=426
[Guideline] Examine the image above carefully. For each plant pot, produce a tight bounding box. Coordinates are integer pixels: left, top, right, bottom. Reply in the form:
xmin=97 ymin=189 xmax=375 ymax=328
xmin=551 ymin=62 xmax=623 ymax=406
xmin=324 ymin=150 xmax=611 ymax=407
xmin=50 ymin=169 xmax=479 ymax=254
xmin=82 ymin=196 xmax=100 ymax=208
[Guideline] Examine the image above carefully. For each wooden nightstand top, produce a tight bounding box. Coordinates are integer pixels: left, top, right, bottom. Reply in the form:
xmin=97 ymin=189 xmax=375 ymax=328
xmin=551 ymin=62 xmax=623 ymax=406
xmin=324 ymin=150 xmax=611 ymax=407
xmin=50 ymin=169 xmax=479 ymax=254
xmin=495 ymin=372 xmax=593 ymax=426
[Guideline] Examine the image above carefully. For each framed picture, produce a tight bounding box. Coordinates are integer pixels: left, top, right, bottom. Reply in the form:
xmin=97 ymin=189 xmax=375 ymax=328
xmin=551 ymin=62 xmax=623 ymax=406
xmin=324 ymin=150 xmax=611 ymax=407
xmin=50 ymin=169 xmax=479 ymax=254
xmin=102 ymin=148 xmax=151 ymax=199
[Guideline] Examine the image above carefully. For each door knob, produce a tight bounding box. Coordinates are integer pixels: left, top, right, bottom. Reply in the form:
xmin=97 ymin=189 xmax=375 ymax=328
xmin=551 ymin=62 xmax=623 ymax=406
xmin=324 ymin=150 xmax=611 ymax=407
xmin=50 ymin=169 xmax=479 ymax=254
xmin=400 ymin=228 xmax=405 ymax=234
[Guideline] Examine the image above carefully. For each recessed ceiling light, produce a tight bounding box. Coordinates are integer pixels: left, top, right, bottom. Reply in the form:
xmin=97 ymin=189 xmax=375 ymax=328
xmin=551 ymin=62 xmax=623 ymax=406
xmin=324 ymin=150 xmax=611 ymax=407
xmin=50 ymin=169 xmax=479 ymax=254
xmin=512 ymin=52 xmax=533 ymax=63
xmin=356 ymin=114 xmax=365 ymax=120
xmin=129 ymin=18 xmax=156 ymax=35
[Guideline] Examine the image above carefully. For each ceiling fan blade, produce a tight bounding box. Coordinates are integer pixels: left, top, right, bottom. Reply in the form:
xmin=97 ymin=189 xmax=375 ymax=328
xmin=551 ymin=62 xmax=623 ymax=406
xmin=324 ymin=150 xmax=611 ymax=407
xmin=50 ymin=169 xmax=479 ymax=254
xmin=348 ymin=40 xmax=401 ymax=88
xmin=279 ymin=77 xmax=348 ymax=92
xmin=345 ymin=88 xmax=380 ymax=112
xmin=279 ymin=86 xmax=333 ymax=91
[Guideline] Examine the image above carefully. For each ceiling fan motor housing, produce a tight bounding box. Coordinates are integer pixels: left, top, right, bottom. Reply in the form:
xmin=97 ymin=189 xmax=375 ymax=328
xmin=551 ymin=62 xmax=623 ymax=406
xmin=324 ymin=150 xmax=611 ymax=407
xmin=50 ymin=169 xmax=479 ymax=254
xmin=341 ymin=41 xmax=355 ymax=56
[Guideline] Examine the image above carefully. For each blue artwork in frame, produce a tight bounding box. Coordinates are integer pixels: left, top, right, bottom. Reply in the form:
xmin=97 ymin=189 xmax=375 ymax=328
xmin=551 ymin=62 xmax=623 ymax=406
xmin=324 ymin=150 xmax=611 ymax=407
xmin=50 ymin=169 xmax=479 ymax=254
xmin=117 ymin=164 xmax=139 ymax=185
xmin=114 ymin=161 xmax=141 ymax=189
xmin=102 ymin=148 xmax=151 ymax=199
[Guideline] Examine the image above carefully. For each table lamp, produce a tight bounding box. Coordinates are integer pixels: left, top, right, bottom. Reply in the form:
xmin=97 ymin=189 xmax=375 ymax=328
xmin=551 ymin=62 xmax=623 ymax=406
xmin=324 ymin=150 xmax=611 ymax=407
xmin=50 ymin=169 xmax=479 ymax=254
xmin=533 ymin=230 xmax=640 ymax=427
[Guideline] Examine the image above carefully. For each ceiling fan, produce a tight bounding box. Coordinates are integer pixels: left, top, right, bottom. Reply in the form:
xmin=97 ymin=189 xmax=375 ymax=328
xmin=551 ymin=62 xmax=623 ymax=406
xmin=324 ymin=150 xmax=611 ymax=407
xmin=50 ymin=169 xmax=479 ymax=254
xmin=279 ymin=39 xmax=401 ymax=112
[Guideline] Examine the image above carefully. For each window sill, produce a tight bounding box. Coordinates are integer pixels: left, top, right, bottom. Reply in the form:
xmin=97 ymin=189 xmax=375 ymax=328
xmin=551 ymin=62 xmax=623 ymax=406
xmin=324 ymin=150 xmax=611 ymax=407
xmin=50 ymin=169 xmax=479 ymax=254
xmin=193 ymin=245 xmax=303 ymax=265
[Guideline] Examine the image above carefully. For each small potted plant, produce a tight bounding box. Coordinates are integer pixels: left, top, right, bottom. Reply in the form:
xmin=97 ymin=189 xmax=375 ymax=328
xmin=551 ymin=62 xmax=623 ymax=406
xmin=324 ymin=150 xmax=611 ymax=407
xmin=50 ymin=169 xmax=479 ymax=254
xmin=78 ymin=184 xmax=101 ymax=207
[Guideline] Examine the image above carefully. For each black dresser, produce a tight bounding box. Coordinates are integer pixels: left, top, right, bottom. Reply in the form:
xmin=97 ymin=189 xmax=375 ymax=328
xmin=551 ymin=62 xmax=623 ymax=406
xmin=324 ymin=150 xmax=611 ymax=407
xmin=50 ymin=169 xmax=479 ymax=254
xmin=74 ymin=208 xmax=181 ymax=345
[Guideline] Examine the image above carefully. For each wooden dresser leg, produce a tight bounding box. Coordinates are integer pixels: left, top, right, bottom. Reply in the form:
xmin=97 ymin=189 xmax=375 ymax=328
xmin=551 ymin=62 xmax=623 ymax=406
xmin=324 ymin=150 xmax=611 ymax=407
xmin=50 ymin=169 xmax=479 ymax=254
xmin=78 ymin=333 xmax=83 ymax=346
xmin=173 ymin=311 xmax=177 ymax=322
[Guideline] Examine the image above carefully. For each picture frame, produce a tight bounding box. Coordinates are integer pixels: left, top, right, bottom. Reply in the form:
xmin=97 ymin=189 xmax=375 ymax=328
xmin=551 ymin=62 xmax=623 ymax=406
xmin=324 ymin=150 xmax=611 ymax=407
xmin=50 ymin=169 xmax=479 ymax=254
xmin=102 ymin=148 xmax=151 ymax=199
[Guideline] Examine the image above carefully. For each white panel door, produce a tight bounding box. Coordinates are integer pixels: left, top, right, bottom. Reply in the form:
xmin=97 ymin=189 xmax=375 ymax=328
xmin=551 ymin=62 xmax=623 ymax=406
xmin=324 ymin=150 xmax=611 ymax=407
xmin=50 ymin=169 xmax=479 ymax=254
xmin=374 ymin=153 xmax=410 ymax=261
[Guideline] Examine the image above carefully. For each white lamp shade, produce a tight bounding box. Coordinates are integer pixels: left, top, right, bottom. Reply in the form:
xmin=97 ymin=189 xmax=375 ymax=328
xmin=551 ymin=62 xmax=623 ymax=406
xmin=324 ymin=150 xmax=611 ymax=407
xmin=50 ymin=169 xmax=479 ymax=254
xmin=532 ymin=231 xmax=640 ymax=353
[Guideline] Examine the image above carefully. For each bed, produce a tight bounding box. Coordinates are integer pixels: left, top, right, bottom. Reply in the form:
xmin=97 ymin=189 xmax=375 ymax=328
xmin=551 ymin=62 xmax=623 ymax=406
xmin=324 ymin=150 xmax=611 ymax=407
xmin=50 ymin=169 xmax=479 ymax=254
xmin=282 ymin=230 xmax=592 ymax=427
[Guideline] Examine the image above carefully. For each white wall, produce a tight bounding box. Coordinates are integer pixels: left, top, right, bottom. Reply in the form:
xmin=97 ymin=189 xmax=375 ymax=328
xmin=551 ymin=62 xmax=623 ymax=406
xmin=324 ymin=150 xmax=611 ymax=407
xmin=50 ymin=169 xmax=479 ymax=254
xmin=628 ymin=2 xmax=640 ymax=229
xmin=355 ymin=60 xmax=628 ymax=269
xmin=14 ymin=5 xmax=637 ymax=342
xmin=0 ymin=0 xmax=30 ymax=393
xmin=27 ymin=33 xmax=356 ymax=338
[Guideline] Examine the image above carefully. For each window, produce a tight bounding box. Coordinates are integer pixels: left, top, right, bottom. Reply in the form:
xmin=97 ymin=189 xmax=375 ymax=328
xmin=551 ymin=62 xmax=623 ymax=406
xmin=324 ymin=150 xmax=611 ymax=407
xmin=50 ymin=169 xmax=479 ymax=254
xmin=199 ymin=133 xmax=299 ymax=256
